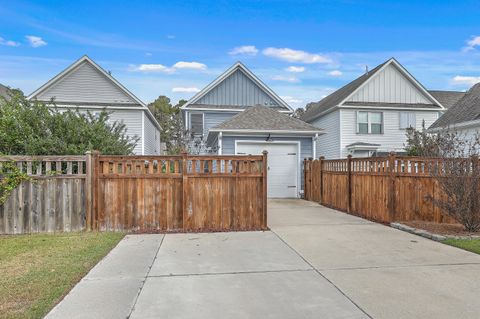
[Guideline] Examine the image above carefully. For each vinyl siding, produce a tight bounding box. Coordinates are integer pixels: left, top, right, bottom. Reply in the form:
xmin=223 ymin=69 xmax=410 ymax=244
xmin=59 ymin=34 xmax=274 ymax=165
xmin=221 ymin=135 xmax=313 ymax=191
xmin=196 ymin=69 xmax=279 ymax=107
xmin=340 ymin=109 xmax=439 ymax=157
xmin=204 ymin=112 xmax=239 ymax=132
xmin=347 ymin=63 xmax=431 ymax=104
xmin=311 ymin=110 xmax=340 ymax=159
xmin=143 ymin=112 xmax=160 ymax=155
xmin=36 ymin=61 xmax=138 ymax=105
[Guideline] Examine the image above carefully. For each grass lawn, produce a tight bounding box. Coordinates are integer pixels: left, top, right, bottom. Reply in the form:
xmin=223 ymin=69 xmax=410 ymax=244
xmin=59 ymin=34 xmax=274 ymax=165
xmin=443 ymin=238 xmax=480 ymax=255
xmin=0 ymin=232 xmax=125 ymax=319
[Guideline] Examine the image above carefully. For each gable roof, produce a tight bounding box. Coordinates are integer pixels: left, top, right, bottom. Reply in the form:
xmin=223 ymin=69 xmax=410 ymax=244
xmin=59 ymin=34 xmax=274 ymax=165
xmin=28 ymin=55 xmax=145 ymax=106
xmin=428 ymin=90 xmax=466 ymax=109
xmin=301 ymin=58 xmax=443 ymax=122
xmin=209 ymin=105 xmax=322 ymax=133
xmin=182 ymin=62 xmax=292 ymax=112
xmin=430 ymin=83 xmax=480 ymax=129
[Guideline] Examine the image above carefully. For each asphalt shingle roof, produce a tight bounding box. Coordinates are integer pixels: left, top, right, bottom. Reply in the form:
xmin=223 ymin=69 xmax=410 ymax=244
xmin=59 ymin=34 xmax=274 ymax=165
xmin=430 ymin=83 xmax=480 ymax=129
xmin=300 ymin=61 xmax=388 ymax=122
xmin=211 ymin=105 xmax=322 ymax=132
xmin=429 ymin=90 xmax=466 ymax=109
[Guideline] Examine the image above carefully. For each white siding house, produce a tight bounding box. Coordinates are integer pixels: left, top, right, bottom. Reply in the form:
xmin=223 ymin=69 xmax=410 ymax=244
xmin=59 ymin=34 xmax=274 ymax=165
xmin=28 ymin=55 xmax=161 ymax=155
xmin=302 ymin=58 xmax=445 ymax=158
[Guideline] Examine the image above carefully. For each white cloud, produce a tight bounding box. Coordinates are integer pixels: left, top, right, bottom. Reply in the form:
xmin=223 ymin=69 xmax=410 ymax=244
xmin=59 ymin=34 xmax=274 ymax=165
xmin=452 ymin=75 xmax=480 ymax=86
xmin=328 ymin=70 xmax=343 ymax=77
xmin=25 ymin=35 xmax=47 ymax=48
xmin=272 ymin=75 xmax=300 ymax=83
xmin=172 ymin=61 xmax=207 ymax=70
xmin=263 ymin=47 xmax=332 ymax=64
xmin=285 ymin=66 xmax=305 ymax=73
xmin=133 ymin=64 xmax=175 ymax=73
xmin=132 ymin=61 xmax=207 ymax=73
xmin=229 ymin=45 xmax=258 ymax=56
xmin=463 ymin=36 xmax=480 ymax=52
xmin=172 ymin=87 xmax=201 ymax=93
xmin=0 ymin=37 xmax=20 ymax=47
xmin=280 ymin=96 xmax=303 ymax=104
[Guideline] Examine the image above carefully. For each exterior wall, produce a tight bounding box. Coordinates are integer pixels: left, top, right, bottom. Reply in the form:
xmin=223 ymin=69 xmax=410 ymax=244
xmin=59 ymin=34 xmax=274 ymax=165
xmin=311 ymin=110 xmax=341 ymax=159
xmin=143 ymin=112 xmax=161 ymax=155
xmin=56 ymin=107 xmax=144 ymax=154
xmin=339 ymin=109 xmax=440 ymax=157
xmin=203 ymin=111 xmax=239 ymax=133
xmin=221 ymin=135 xmax=313 ymax=191
xmin=196 ymin=69 xmax=279 ymax=107
xmin=36 ymin=61 xmax=137 ymax=104
xmin=457 ymin=126 xmax=480 ymax=141
xmin=347 ymin=63 xmax=431 ymax=104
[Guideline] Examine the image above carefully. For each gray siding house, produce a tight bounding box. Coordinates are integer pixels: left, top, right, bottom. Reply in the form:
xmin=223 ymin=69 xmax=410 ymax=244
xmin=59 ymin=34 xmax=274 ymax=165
xmin=28 ymin=55 xmax=161 ymax=155
xmin=181 ymin=62 xmax=323 ymax=198
xmin=302 ymin=58 xmax=446 ymax=158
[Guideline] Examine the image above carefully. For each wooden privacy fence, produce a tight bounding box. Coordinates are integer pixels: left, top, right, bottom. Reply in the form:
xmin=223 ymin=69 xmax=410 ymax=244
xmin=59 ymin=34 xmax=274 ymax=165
xmin=0 ymin=152 xmax=267 ymax=234
xmin=0 ymin=156 xmax=87 ymax=234
xmin=304 ymin=154 xmax=459 ymax=224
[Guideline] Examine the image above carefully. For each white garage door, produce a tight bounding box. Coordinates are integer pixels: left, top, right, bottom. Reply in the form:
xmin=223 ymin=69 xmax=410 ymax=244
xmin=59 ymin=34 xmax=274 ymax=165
xmin=236 ymin=142 xmax=298 ymax=198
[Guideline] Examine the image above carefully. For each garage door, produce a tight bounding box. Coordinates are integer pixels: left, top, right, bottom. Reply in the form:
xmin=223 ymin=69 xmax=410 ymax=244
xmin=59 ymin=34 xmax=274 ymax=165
xmin=236 ymin=142 xmax=298 ymax=198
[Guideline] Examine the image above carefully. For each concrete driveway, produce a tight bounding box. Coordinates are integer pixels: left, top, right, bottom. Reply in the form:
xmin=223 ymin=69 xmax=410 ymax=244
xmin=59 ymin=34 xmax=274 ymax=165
xmin=47 ymin=199 xmax=480 ymax=319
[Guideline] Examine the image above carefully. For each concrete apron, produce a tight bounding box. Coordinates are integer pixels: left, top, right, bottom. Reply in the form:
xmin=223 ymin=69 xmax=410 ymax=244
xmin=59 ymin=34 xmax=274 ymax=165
xmin=269 ymin=199 xmax=480 ymax=319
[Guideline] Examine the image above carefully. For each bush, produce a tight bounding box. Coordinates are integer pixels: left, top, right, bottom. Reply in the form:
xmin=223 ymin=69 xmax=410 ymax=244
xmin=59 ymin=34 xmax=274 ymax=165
xmin=0 ymin=91 xmax=137 ymax=155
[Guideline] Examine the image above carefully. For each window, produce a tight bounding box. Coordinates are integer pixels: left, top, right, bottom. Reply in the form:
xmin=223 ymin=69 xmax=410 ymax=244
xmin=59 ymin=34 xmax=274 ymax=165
xmin=190 ymin=113 xmax=203 ymax=136
xmin=399 ymin=112 xmax=416 ymax=129
xmin=357 ymin=111 xmax=383 ymax=134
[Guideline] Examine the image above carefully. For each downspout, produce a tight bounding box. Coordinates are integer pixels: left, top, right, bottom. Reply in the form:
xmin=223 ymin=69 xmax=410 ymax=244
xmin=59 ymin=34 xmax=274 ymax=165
xmin=313 ymin=133 xmax=318 ymax=159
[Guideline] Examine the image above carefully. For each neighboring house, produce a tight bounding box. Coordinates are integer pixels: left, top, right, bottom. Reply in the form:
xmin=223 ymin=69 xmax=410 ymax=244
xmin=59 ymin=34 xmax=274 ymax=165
xmin=301 ymin=58 xmax=446 ymax=158
xmin=0 ymin=83 xmax=11 ymax=101
xmin=181 ymin=62 xmax=323 ymax=198
xmin=28 ymin=55 xmax=161 ymax=155
xmin=429 ymin=83 xmax=480 ymax=139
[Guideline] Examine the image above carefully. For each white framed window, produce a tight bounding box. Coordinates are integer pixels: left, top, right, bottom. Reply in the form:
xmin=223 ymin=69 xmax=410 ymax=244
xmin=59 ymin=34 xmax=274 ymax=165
xmin=399 ymin=112 xmax=416 ymax=129
xmin=189 ymin=113 xmax=204 ymax=136
xmin=357 ymin=111 xmax=383 ymax=134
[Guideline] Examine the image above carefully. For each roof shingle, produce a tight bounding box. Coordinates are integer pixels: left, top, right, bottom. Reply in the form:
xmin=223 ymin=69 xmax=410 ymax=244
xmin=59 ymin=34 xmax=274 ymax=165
xmin=428 ymin=90 xmax=466 ymax=109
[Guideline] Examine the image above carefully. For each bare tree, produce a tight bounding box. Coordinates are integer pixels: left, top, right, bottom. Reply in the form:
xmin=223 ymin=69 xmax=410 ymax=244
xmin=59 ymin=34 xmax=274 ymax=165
xmin=424 ymin=131 xmax=480 ymax=231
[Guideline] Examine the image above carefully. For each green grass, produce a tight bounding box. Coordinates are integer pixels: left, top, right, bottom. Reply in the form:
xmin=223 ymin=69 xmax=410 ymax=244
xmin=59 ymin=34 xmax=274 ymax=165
xmin=443 ymin=238 xmax=480 ymax=255
xmin=0 ymin=232 xmax=125 ymax=319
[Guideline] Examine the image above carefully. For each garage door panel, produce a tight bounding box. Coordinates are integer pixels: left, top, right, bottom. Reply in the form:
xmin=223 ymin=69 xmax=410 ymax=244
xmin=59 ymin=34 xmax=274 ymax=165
xmin=236 ymin=142 xmax=298 ymax=198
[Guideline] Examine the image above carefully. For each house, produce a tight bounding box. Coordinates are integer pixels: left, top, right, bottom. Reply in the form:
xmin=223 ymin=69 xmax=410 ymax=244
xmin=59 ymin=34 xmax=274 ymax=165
xmin=181 ymin=62 xmax=323 ymax=198
xmin=28 ymin=55 xmax=161 ymax=155
xmin=0 ymin=83 xmax=12 ymax=101
xmin=301 ymin=58 xmax=446 ymax=158
xmin=429 ymin=83 xmax=480 ymax=139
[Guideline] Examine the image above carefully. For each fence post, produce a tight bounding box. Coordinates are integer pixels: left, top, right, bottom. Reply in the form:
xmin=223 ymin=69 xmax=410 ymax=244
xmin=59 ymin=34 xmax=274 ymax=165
xmin=319 ymin=156 xmax=324 ymax=205
xmin=388 ymin=152 xmax=396 ymax=221
xmin=181 ymin=152 xmax=189 ymax=230
xmin=85 ymin=151 xmax=93 ymax=231
xmin=347 ymin=155 xmax=352 ymax=213
xmin=262 ymin=151 xmax=268 ymax=229
xmin=303 ymin=158 xmax=309 ymax=200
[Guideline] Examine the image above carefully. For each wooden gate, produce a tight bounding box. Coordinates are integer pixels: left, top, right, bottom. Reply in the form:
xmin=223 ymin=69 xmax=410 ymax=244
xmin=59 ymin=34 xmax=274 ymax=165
xmin=89 ymin=152 xmax=268 ymax=232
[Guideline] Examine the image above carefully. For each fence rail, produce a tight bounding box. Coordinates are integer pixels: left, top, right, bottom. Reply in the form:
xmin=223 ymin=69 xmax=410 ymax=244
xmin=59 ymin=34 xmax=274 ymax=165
xmin=304 ymin=153 xmax=461 ymax=224
xmin=0 ymin=152 xmax=268 ymax=234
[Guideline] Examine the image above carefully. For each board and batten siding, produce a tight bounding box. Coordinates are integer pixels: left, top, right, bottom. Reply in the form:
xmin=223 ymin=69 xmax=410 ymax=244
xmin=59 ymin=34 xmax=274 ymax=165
xmin=196 ymin=69 xmax=279 ymax=107
xmin=222 ymin=135 xmax=313 ymax=190
xmin=143 ymin=112 xmax=160 ymax=155
xmin=36 ymin=61 xmax=137 ymax=104
xmin=339 ymin=109 xmax=439 ymax=157
xmin=204 ymin=112 xmax=239 ymax=132
xmin=312 ymin=110 xmax=341 ymax=159
xmin=347 ymin=63 xmax=431 ymax=104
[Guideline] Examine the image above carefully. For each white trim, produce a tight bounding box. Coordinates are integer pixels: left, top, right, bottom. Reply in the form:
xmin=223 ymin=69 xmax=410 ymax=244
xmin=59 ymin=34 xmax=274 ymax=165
xmin=181 ymin=61 xmax=293 ymax=111
xmin=234 ymin=140 xmax=301 ymax=198
xmin=340 ymin=105 xmax=443 ymax=111
xmin=181 ymin=107 xmax=292 ymax=113
xmin=28 ymin=55 xmax=146 ymax=107
xmin=346 ymin=144 xmax=380 ymax=151
xmin=218 ymin=132 xmax=223 ymax=155
xmin=338 ymin=58 xmax=445 ymax=109
xmin=209 ymin=128 xmax=323 ymax=134
xmin=313 ymin=133 xmax=318 ymax=159
xmin=141 ymin=112 xmax=145 ymax=155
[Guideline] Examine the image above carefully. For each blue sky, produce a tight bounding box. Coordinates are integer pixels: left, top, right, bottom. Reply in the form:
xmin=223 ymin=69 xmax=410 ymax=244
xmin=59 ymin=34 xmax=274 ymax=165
xmin=1 ymin=0 xmax=480 ymax=108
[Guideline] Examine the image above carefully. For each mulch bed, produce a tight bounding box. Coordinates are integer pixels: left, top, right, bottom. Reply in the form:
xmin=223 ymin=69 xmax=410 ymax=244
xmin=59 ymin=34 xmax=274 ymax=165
xmin=402 ymin=221 xmax=480 ymax=236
